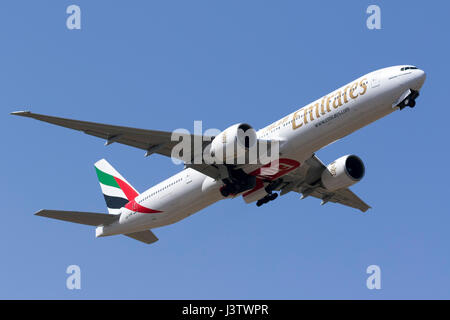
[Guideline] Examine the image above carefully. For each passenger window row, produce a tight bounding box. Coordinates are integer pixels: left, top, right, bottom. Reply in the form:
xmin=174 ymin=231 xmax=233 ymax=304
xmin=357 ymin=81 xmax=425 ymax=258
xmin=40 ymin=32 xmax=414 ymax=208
xmin=138 ymin=178 xmax=183 ymax=203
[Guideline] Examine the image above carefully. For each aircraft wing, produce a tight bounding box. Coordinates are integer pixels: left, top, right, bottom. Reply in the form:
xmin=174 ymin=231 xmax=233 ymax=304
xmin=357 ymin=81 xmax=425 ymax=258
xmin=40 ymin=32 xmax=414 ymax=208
xmin=11 ymin=111 xmax=277 ymax=181
xmin=279 ymin=154 xmax=371 ymax=212
xmin=11 ymin=111 xmax=212 ymax=160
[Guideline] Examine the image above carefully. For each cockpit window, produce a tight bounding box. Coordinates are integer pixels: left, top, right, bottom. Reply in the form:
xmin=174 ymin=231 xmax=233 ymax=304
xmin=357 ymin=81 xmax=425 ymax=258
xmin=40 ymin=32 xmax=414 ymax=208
xmin=401 ymin=66 xmax=418 ymax=71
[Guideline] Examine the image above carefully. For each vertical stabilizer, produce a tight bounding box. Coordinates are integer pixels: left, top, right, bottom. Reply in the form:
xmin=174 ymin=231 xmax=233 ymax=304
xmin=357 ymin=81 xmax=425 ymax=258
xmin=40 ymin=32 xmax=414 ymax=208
xmin=94 ymin=159 xmax=139 ymax=214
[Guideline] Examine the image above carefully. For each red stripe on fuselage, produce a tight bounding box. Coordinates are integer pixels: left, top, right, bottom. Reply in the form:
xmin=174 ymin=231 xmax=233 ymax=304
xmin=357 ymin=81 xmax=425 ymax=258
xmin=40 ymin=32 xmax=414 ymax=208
xmin=113 ymin=177 xmax=162 ymax=214
xmin=125 ymin=199 xmax=162 ymax=214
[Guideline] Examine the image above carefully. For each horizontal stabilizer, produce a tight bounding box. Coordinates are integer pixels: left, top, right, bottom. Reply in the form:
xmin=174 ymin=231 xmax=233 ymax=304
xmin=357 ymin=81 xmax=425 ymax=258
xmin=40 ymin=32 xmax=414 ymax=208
xmin=124 ymin=230 xmax=159 ymax=244
xmin=35 ymin=209 xmax=118 ymax=226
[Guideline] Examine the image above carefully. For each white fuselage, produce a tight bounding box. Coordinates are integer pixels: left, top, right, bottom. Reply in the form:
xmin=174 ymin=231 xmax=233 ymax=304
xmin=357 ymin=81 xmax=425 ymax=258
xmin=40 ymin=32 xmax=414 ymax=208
xmin=99 ymin=66 xmax=426 ymax=237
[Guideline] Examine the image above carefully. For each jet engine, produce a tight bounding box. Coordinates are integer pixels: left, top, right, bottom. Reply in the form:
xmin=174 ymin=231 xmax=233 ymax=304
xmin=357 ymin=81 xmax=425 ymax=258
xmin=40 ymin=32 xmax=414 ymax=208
xmin=209 ymin=123 xmax=257 ymax=164
xmin=321 ymin=155 xmax=365 ymax=191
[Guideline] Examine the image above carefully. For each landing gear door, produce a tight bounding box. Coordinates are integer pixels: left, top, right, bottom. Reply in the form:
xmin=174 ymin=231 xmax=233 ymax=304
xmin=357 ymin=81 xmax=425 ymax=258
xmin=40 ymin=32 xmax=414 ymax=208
xmin=392 ymin=89 xmax=411 ymax=109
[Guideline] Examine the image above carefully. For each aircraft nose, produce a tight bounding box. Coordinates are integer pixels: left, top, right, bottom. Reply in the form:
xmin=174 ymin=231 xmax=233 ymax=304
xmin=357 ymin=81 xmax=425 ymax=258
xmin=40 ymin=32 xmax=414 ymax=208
xmin=412 ymin=69 xmax=426 ymax=91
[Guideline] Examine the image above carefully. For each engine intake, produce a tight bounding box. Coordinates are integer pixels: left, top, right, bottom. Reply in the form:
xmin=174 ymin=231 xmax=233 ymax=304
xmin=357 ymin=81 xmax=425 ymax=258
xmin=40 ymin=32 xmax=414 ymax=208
xmin=321 ymin=155 xmax=365 ymax=191
xmin=209 ymin=123 xmax=257 ymax=164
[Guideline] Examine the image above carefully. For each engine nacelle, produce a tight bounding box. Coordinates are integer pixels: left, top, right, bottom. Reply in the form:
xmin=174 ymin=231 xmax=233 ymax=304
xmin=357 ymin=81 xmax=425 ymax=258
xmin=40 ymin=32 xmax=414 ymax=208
xmin=321 ymin=155 xmax=365 ymax=191
xmin=209 ymin=123 xmax=257 ymax=164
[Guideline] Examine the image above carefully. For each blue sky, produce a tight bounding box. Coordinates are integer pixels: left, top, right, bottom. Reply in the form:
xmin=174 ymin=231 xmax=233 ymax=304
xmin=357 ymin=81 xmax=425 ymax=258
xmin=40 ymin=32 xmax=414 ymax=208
xmin=1 ymin=0 xmax=449 ymax=299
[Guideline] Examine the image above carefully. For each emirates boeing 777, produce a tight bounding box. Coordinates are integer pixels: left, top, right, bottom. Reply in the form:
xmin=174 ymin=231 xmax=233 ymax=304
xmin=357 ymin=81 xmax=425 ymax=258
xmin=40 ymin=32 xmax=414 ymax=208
xmin=12 ymin=65 xmax=426 ymax=244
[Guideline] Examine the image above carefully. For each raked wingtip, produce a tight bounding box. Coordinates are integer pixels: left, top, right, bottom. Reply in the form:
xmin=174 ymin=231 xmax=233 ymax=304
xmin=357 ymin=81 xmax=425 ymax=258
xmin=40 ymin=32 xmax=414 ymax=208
xmin=10 ymin=110 xmax=31 ymax=116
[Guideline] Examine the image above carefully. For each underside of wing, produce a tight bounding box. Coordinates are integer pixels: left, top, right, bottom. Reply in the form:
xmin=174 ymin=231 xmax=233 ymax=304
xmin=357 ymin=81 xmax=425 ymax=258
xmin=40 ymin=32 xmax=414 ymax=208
xmin=280 ymin=154 xmax=371 ymax=212
xmin=11 ymin=111 xmax=281 ymax=182
xmin=11 ymin=111 xmax=212 ymax=161
xmin=306 ymin=187 xmax=371 ymax=212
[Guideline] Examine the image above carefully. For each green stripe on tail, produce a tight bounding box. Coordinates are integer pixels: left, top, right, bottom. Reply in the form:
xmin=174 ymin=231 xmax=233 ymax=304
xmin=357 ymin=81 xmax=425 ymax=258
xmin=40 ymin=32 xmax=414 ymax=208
xmin=95 ymin=167 xmax=120 ymax=188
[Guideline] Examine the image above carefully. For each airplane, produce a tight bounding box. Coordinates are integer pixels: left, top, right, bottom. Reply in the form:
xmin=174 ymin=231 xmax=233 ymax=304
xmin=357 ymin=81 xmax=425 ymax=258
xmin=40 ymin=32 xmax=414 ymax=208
xmin=11 ymin=65 xmax=426 ymax=244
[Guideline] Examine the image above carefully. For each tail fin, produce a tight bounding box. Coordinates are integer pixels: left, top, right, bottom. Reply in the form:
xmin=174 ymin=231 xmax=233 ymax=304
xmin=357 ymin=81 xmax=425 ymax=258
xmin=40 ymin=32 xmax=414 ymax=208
xmin=94 ymin=159 xmax=139 ymax=214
